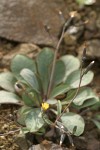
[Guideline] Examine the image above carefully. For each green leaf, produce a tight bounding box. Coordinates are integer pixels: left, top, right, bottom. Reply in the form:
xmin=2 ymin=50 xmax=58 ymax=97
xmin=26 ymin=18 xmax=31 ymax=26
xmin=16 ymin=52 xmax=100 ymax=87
xmin=50 ymin=109 xmax=58 ymax=115
xmin=53 ymin=60 xmax=65 ymax=86
xmin=36 ymin=48 xmax=54 ymax=94
xmin=20 ymin=68 xmax=39 ymax=93
xmin=60 ymin=55 xmax=80 ymax=81
xmin=92 ymin=119 xmax=100 ymax=129
xmin=11 ymin=54 xmax=36 ymax=78
xmin=42 ymin=114 xmax=53 ymax=125
xmin=76 ymin=0 xmax=96 ymax=5
xmin=22 ymin=89 xmax=40 ymax=107
xmin=0 ymin=72 xmax=16 ymax=92
xmin=57 ymin=100 xmax=62 ymax=115
xmin=73 ymin=98 xmax=99 ymax=109
xmin=73 ymin=88 xmax=99 ymax=106
xmin=67 ymin=87 xmax=99 ymax=108
xmin=36 ymin=127 xmax=46 ymax=135
xmin=21 ymin=127 xmax=30 ymax=134
xmin=50 ymin=84 xmax=70 ymax=98
xmin=94 ymin=114 xmax=100 ymax=120
xmin=46 ymin=99 xmax=57 ymax=104
xmin=0 ymin=90 xmax=20 ymax=104
xmin=22 ymin=92 xmax=35 ymax=107
xmin=65 ymin=70 xmax=94 ymax=89
xmin=61 ymin=112 xmax=85 ymax=136
xmin=91 ymin=100 xmax=100 ymax=110
xmin=25 ymin=108 xmax=44 ymax=132
xmin=17 ymin=106 xmax=33 ymax=126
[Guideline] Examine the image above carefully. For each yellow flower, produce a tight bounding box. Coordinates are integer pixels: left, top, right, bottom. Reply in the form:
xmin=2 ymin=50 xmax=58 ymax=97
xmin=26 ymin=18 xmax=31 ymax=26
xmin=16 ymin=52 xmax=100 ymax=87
xmin=42 ymin=102 xmax=49 ymax=110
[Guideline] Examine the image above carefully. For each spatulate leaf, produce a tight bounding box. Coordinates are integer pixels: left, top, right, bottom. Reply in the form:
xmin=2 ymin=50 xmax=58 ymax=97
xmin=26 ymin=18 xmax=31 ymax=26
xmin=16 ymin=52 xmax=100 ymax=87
xmin=17 ymin=106 xmax=33 ymax=126
xmin=61 ymin=112 xmax=85 ymax=136
xmin=25 ymin=108 xmax=44 ymax=132
xmin=0 ymin=72 xmax=16 ymax=92
xmin=50 ymin=84 xmax=70 ymax=98
xmin=11 ymin=54 xmax=36 ymax=78
xmin=65 ymin=70 xmax=94 ymax=89
xmin=0 ymin=90 xmax=20 ymax=104
xmin=53 ymin=60 xmax=65 ymax=86
xmin=66 ymin=87 xmax=99 ymax=108
xmin=36 ymin=48 xmax=54 ymax=94
xmin=20 ymin=68 xmax=39 ymax=93
xmin=60 ymin=55 xmax=80 ymax=81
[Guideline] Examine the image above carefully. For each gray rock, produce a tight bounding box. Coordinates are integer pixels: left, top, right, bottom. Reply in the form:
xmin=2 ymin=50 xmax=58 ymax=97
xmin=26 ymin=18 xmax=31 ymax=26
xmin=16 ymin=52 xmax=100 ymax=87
xmin=64 ymin=25 xmax=84 ymax=46
xmin=0 ymin=0 xmax=68 ymax=46
xmin=29 ymin=142 xmax=70 ymax=150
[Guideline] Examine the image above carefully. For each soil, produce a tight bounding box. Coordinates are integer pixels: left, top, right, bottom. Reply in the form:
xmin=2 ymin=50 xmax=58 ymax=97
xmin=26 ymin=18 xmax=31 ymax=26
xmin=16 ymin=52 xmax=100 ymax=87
xmin=0 ymin=1 xmax=100 ymax=150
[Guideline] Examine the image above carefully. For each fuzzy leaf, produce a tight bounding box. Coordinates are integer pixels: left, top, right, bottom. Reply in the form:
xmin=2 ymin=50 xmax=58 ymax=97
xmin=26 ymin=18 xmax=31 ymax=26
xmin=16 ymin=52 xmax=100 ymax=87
xmin=60 ymin=55 xmax=80 ymax=81
xmin=36 ymin=48 xmax=54 ymax=94
xmin=53 ymin=60 xmax=65 ymax=86
xmin=11 ymin=54 xmax=36 ymax=78
xmin=22 ymin=90 xmax=40 ymax=107
xmin=50 ymin=84 xmax=70 ymax=98
xmin=21 ymin=127 xmax=30 ymax=134
xmin=0 ymin=90 xmax=20 ymax=104
xmin=61 ymin=112 xmax=85 ymax=136
xmin=65 ymin=70 xmax=94 ymax=88
xmin=42 ymin=114 xmax=53 ymax=125
xmin=17 ymin=106 xmax=33 ymax=126
xmin=22 ymin=92 xmax=35 ymax=107
xmin=46 ymin=99 xmax=57 ymax=104
xmin=25 ymin=108 xmax=44 ymax=132
xmin=73 ymin=98 xmax=99 ymax=109
xmin=92 ymin=119 xmax=100 ymax=129
xmin=76 ymin=0 xmax=96 ymax=5
xmin=91 ymin=100 xmax=100 ymax=110
xmin=20 ymin=68 xmax=39 ymax=93
xmin=0 ymin=72 xmax=16 ymax=92
xmin=67 ymin=87 xmax=99 ymax=108
xmin=94 ymin=114 xmax=100 ymax=120
xmin=36 ymin=128 xmax=46 ymax=135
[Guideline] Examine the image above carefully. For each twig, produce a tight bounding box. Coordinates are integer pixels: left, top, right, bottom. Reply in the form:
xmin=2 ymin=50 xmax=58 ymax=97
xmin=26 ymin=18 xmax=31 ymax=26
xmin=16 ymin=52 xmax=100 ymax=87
xmin=54 ymin=43 xmax=95 ymax=124
xmin=0 ymin=128 xmax=20 ymax=136
xmin=47 ymin=13 xmax=75 ymax=98
xmin=55 ymin=121 xmax=74 ymax=147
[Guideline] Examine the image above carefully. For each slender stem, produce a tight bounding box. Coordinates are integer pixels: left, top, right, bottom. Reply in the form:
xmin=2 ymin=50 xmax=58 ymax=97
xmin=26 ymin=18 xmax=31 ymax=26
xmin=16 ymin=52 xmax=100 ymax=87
xmin=0 ymin=128 xmax=20 ymax=136
xmin=54 ymin=43 xmax=95 ymax=124
xmin=54 ymin=62 xmax=83 ymax=124
xmin=47 ymin=16 xmax=73 ymax=98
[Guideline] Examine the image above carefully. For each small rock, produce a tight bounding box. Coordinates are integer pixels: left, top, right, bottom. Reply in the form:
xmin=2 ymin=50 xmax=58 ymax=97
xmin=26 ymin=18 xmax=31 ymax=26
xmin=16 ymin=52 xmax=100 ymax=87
xmin=64 ymin=33 xmax=76 ymax=46
xmin=85 ymin=11 xmax=97 ymax=31
xmin=64 ymin=25 xmax=84 ymax=46
xmin=29 ymin=140 xmax=70 ymax=150
xmin=1 ymin=43 xmax=41 ymax=67
xmin=15 ymin=43 xmax=41 ymax=58
xmin=78 ymin=40 xmax=100 ymax=59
